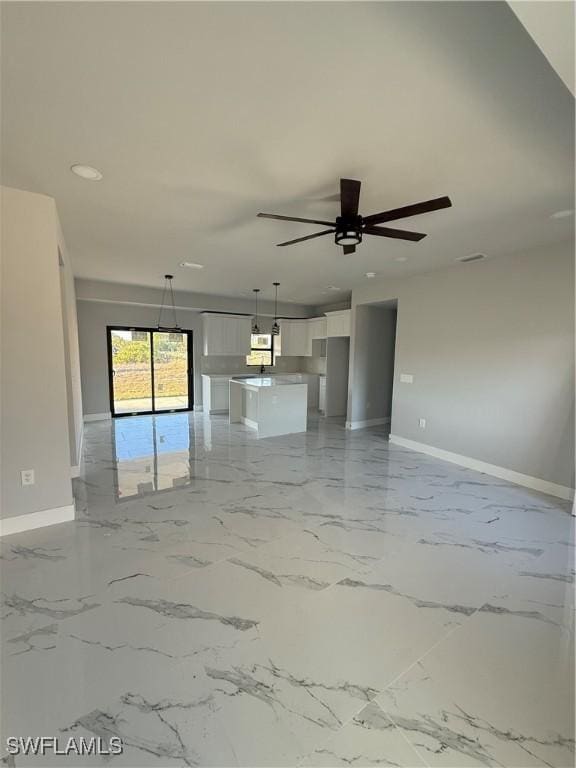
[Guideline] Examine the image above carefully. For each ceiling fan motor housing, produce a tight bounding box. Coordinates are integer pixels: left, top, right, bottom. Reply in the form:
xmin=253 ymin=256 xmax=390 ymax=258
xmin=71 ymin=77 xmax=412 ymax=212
xmin=335 ymin=215 xmax=363 ymax=247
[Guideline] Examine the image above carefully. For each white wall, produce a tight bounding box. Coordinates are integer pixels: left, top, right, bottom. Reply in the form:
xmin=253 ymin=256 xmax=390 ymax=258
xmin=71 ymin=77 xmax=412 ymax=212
xmin=349 ymin=241 xmax=574 ymax=491
xmin=76 ymin=278 xmax=315 ymax=319
xmin=1 ymin=186 xmax=73 ymax=521
xmin=77 ymin=300 xmax=203 ymax=417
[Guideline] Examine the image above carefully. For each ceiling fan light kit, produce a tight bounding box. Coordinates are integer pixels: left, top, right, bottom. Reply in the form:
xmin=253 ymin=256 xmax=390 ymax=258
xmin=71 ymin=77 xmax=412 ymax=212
xmin=257 ymin=179 xmax=452 ymax=255
xmin=335 ymin=218 xmax=362 ymax=247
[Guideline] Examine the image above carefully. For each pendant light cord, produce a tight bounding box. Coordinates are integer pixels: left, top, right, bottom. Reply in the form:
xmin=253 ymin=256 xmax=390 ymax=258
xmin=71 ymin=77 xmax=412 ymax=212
xmin=169 ymin=278 xmax=178 ymax=329
xmin=252 ymin=288 xmax=260 ymax=333
xmin=158 ymin=274 xmax=179 ymax=330
xmin=272 ymin=282 xmax=280 ymax=334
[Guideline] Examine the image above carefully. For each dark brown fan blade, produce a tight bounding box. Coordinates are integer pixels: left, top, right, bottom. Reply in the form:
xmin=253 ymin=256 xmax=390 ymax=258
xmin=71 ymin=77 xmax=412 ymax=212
xmin=363 ymin=226 xmax=426 ymax=242
xmin=277 ymin=229 xmax=335 ymax=247
xmin=363 ymin=196 xmax=452 ymax=226
xmin=340 ymin=179 xmax=361 ymax=218
xmin=343 ymin=245 xmax=356 ymax=255
xmin=258 ymin=213 xmax=334 ymax=227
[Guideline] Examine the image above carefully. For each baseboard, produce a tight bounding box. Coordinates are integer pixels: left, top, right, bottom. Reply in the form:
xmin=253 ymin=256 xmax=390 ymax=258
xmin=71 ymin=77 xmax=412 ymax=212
xmin=389 ymin=434 xmax=575 ymax=502
xmin=346 ymin=416 xmax=390 ymax=430
xmin=194 ymin=405 xmax=203 ymax=412
xmin=0 ymin=504 xmax=76 ymax=537
xmin=240 ymin=416 xmax=258 ymax=429
xmin=84 ymin=412 xmax=111 ymax=423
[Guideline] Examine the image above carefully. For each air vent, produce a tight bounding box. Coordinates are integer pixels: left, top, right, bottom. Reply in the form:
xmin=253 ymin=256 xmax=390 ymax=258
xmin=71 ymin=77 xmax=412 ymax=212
xmin=457 ymin=253 xmax=486 ymax=263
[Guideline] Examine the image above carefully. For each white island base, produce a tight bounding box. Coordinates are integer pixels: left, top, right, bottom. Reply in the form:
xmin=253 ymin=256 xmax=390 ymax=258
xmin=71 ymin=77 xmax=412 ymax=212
xmin=229 ymin=377 xmax=308 ymax=438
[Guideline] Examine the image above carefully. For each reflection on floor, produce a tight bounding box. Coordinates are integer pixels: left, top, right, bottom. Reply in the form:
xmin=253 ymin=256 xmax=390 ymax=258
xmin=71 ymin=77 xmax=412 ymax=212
xmin=1 ymin=412 xmax=574 ymax=767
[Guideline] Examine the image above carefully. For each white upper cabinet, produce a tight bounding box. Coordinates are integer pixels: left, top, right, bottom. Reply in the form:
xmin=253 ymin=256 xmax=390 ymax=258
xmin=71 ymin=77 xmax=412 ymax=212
xmin=278 ymin=319 xmax=309 ymax=356
xmin=278 ymin=316 xmax=329 ymax=356
xmin=325 ymin=309 xmax=351 ymax=337
xmin=202 ymin=314 xmax=252 ymax=356
xmin=308 ymin=317 xmax=327 ymax=341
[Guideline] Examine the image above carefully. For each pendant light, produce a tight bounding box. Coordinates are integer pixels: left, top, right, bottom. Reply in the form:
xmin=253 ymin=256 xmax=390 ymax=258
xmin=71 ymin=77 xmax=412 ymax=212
xmin=252 ymin=288 xmax=260 ymax=334
xmin=157 ymin=274 xmax=180 ymax=332
xmin=272 ymin=282 xmax=280 ymax=336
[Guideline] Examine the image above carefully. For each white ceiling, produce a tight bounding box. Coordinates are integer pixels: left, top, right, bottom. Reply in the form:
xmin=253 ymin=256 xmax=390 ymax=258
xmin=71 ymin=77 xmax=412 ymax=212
xmin=1 ymin=1 xmax=574 ymax=305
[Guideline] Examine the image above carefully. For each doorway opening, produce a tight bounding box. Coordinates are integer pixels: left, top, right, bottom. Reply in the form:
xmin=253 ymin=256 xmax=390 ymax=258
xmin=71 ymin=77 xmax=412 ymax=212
xmin=107 ymin=326 xmax=193 ymax=417
xmin=348 ymin=300 xmax=397 ymax=429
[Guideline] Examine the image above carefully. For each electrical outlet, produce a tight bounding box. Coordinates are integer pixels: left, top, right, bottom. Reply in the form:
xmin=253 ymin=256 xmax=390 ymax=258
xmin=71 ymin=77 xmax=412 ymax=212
xmin=419 ymin=418 xmax=426 ymax=429
xmin=21 ymin=469 xmax=35 ymax=486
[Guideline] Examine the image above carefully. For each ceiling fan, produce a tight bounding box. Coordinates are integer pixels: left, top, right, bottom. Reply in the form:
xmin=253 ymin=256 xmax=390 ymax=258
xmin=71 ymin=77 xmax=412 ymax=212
xmin=257 ymin=179 xmax=452 ymax=254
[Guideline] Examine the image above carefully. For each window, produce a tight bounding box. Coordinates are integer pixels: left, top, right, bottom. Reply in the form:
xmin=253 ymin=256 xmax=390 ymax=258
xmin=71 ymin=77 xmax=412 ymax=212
xmin=246 ymin=333 xmax=274 ymax=366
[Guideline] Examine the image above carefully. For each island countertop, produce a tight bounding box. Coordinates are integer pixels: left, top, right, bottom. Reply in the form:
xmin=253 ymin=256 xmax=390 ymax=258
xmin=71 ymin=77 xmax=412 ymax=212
xmin=230 ymin=377 xmax=305 ymax=388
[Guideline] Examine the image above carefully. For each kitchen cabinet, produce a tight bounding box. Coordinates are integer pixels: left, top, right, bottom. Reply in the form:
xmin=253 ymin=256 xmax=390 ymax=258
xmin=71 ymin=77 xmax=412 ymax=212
xmin=278 ymin=319 xmax=309 ymax=356
xmin=325 ymin=310 xmax=351 ymax=338
xmin=202 ymin=314 xmax=252 ymax=356
xmin=202 ymin=375 xmax=231 ymax=413
xmin=308 ymin=317 xmax=327 ymax=342
xmin=278 ymin=317 xmax=327 ymax=357
xmin=305 ymin=374 xmax=319 ymax=409
xmin=319 ymin=376 xmax=326 ymax=414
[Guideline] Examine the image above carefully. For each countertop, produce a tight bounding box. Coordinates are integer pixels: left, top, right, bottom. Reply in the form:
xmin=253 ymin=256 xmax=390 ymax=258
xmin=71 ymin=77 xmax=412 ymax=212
xmin=229 ymin=377 xmax=307 ymax=388
xmin=202 ymin=372 xmax=318 ymax=380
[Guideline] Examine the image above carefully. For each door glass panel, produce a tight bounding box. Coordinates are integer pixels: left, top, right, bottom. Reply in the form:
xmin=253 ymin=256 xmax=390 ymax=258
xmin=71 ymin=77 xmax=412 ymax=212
xmin=152 ymin=331 xmax=189 ymax=411
xmin=110 ymin=329 xmax=153 ymax=414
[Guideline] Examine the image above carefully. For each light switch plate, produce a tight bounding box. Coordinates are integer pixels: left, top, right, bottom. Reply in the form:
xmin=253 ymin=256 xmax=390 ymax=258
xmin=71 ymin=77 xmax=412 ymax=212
xmin=400 ymin=373 xmax=414 ymax=384
xmin=419 ymin=418 xmax=426 ymax=429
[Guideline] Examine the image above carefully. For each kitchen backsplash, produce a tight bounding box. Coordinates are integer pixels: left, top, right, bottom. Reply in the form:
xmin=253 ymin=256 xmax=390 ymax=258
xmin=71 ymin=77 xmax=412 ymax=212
xmin=201 ymin=355 xmax=304 ymax=374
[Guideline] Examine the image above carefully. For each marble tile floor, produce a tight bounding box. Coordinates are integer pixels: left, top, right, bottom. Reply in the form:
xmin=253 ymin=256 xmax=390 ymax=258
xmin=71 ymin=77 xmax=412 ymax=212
xmin=1 ymin=412 xmax=574 ymax=767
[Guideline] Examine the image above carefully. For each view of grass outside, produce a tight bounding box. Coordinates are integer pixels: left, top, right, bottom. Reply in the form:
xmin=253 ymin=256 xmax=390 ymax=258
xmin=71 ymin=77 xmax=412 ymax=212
xmin=111 ymin=330 xmax=188 ymax=411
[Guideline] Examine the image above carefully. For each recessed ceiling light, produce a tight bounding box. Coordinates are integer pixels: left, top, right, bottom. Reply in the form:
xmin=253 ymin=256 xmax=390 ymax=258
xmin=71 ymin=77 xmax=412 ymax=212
xmin=394 ymin=256 xmax=408 ymax=262
xmin=179 ymin=261 xmax=204 ymax=269
xmin=365 ymin=272 xmax=377 ymax=278
xmin=70 ymin=164 xmax=103 ymax=181
xmin=326 ymin=285 xmax=341 ymax=291
xmin=550 ymin=209 xmax=573 ymax=220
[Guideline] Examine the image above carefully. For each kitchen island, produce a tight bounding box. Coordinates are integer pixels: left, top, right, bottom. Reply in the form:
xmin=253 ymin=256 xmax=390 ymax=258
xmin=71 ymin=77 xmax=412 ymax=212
xmin=229 ymin=377 xmax=308 ymax=438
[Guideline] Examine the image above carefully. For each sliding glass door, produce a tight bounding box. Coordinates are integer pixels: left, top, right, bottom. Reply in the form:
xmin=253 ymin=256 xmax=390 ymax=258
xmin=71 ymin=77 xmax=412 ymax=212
xmin=108 ymin=327 xmax=192 ymax=416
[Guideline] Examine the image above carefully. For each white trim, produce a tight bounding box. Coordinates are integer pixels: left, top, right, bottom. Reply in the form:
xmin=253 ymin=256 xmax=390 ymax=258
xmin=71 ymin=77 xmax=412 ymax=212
xmin=71 ymin=464 xmax=81 ymax=478
xmin=194 ymin=404 xmax=204 ymax=412
xmin=83 ymin=412 xmax=111 ymax=422
xmin=389 ymin=434 xmax=575 ymax=502
xmin=346 ymin=416 xmax=390 ymax=430
xmin=240 ymin=416 xmax=258 ymax=429
xmin=0 ymin=504 xmax=75 ymax=537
